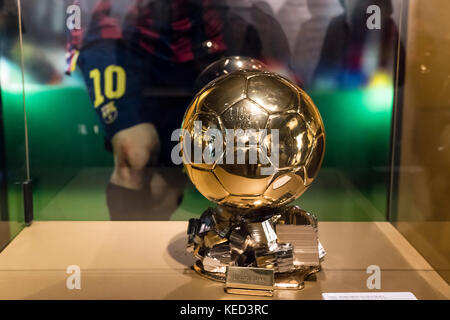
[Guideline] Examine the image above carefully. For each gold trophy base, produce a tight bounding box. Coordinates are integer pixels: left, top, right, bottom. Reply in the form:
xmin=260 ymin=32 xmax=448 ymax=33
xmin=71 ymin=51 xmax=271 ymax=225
xmin=193 ymin=260 xmax=321 ymax=291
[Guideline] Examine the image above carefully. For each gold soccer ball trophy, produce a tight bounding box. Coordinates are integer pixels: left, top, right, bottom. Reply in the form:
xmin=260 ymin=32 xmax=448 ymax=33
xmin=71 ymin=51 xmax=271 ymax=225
xmin=181 ymin=57 xmax=326 ymax=296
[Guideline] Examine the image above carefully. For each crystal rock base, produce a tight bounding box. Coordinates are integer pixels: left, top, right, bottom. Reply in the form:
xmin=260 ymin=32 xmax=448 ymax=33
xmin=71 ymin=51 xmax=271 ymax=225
xmin=186 ymin=205 xmax=326 ymax=293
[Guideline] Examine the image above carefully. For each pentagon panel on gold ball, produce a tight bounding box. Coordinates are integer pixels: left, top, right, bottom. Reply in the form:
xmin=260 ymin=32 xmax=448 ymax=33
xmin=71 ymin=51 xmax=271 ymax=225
xmin=181 ymin=63 xmax=326 ymax=296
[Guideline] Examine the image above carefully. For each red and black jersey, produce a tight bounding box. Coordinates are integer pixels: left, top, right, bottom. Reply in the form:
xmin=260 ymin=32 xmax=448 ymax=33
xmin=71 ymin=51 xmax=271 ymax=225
xmin=66 ymin=0 xmax=227 ymax=74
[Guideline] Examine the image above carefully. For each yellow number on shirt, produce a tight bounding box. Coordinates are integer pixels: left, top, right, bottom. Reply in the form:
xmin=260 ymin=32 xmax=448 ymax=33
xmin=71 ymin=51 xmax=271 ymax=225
xmin=89 ymin=65 xmax=126 ymax=108
xmin=89 ymin=68 xmax=104 ymax=108
xmin=104 ymin=65 xmax=126 ymax=99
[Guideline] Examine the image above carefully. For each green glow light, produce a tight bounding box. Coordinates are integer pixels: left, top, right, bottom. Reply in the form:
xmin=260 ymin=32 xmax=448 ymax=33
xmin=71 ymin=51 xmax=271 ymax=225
xmin=363 ymin=72 xmax=394 ymax=113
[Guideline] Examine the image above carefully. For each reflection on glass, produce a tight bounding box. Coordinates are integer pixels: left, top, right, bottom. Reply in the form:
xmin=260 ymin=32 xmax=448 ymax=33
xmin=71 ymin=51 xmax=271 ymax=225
xmin=1 ymin=0 xmax=404 ymax=222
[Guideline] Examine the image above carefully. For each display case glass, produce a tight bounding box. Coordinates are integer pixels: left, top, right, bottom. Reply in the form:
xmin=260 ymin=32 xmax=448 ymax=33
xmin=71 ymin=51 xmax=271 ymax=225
xmin=3 ymin=0 xmax=405 ymax=222
xmin=389 ymin=0 xmax=450 ymax=285
xmin=0 ymin=0 xmax=27 ymax=250
xmin=0 ymin=0 xmax=448 ymax=300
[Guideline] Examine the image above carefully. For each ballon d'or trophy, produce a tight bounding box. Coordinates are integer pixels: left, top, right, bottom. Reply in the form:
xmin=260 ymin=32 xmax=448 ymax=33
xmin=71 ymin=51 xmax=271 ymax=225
xmin=181 ymin=57 xmax=326 ymax=296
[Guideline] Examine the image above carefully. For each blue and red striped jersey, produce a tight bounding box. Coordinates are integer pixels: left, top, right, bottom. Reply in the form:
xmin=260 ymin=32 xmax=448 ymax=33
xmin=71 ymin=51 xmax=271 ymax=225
xmin=66 ymin=0 xmax=227 ymax=74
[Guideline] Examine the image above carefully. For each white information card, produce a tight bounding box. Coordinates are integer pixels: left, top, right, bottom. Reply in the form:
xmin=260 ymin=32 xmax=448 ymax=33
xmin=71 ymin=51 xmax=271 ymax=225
xmin=322 ymin=292 xmax=417 ymax=300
